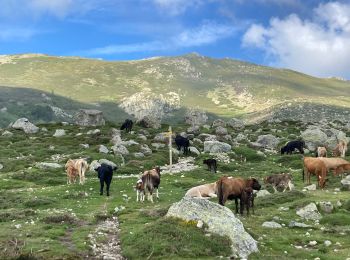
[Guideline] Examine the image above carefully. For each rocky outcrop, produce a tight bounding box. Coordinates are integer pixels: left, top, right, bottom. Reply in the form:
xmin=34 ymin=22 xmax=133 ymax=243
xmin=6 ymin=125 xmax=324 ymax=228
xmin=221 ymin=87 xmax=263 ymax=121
xmin=212 ymin=119 xmax=226 ymax=127
xmin=204 ymin=141 xmax=231 ymax=153
xmin=111 ymin=144 xmax=129 ymax=155
xmin=11 ymin=118 xmax=39 ymax=134
xmin=255 ymin=134 xmax=279 ymax=149
xmin=227 ymin=118 xmax=244 ymax=129
xmin=166 ymin=197 xmax=258 ymax=259
xmin=301 ymin=127 xmax=328 ymax=151
xmin=136 ymin=116 xmax=161 ymax=129
xmin=185 ymin=108 xmax=208 ymax=126
xmin=74 ymin=109 xmax=105 ymax=126
xmin=296 ymin=203 xmax=322 ymax=221
xmin=215 ymin=126 xmax=228 ymax=136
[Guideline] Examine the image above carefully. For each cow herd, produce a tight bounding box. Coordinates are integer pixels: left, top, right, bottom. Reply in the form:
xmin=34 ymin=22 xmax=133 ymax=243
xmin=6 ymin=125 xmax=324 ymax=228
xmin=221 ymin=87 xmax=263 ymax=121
xmin=64 ymin=120 xmax=349 ymax=216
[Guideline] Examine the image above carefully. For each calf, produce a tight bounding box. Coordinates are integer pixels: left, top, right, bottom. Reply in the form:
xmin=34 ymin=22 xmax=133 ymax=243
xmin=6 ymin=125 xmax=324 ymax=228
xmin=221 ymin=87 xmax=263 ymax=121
xmin=303 ymin=157 xmax=327 ymax=188
xmin=185 ymin=182 xmax=217 ymax=198
xmin=120 ymin=119 xmax=133 ymax=133
xmin=203 ymin=159 xmax=217 ymax=173
xmin=316 ymin=146 xmax=327 ymax=157
xmin=175 ymin=135 xmax=190 ymax=155
xmin=332 ymin=140 xmax=348 ymax=158
xmin=281 ymin=140 xmax=305 ymax=155
xmin=95 ymin=163 xmax=118 ymax=196
xmin=217 ymin=176 xmax=261 ymax=215
xmin=317 ymin=157 xmax=350 ymax=176
xmin=65 ymin=158 xmax=89 ymax=185
xmin=135 ymin=179 xmax=145 ymax=202
xmin=264 ymin=173 xmax=293 ymax=193
xmin=141 ymin=166 xmax=161 ymax=203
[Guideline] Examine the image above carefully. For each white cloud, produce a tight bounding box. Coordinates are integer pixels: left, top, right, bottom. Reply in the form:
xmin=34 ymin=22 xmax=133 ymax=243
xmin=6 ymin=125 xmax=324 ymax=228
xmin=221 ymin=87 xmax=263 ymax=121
xmin=0 ymin=26 xmax=39 ymax=41
xmin=152 ymin=0 xmax=204 ymax=16
xmin=29 ymin=0 xmax=74 ymax=18
xmin=242 ymin=1 xmax=350 ymax=78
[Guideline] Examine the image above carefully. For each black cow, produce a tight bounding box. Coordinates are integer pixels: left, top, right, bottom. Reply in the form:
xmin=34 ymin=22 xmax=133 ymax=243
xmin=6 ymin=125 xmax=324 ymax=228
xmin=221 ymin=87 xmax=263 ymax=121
xmin=120 ymin=119 xmax=133 ymax=133
xmin=175 ymin=135 xmax=190 ymax=155
xmin=281 ymin=140 xmax=305 ymax=155
xmin=203 ymin=159 xmax=217 ymax=173
xmin=95 ymin=163 xmax=118 ymax=196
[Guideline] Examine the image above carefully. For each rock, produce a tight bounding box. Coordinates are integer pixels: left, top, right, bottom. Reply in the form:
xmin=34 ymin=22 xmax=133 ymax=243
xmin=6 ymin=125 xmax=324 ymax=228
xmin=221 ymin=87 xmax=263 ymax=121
xmin=204 ymin=141 xmax=231 ymax=153
xmin=256 ymin=134 xmax=279 ymax=149
xmin=301 ymin=127 xmax=328 ymax=151
xmin=121 ymin=140 xmax=139 ymax=146
xmin=215 ymin=126 xmax=228 ymax=136
xmin=133 ymin=152 xmax=145 ymax=158
xmin=185 ymin=108 xmax=208 ymax=126
xmin=166 ymin=197 xmax=258 ymax=258
xmin=188 ymin=146 xmax=200 ymax=155
xmin=36 ymin=162 xmax=62 ymax=169
xmin=309 ymin=241 xmax=317 ymax=246
xmin=212 ymin=119 xmax=226 ymax=127
xmin=151 ymin=143 xmax=166 ymax=149
xmin=341 ymin=175 xmax=350 ymax=190
xmin=111 ymin=135 xmax=122 ymax=145
xmin=234 ymin=133 xmax=247 ymax=142
xmin=227 ymin=118 xmax=244 ymax=129
xmin=186 ymin=125 xmax=200 ymax=134
xmin=296 ymin=203 xmax=322 ymax=221
xmin=288 ymin=221 xmax=312 ymax=228
xmin=319 ymin=201 xmax=333 ymax=214
xmin=196 ymin=220 xmax=204 ymax=229
xmin=140 ymin=144 xmax=152 ymax=155
xmin=256 ymin=190 xmax=271 ymax=197
xmin=53 ymin=129 xmax=66 ymax=137
xmin=136 ymin=116 xmax=161 ymax=129
xmin=154 ymin=132 xmax=172 ymax=142
xmin=87 ymin=129 xmax=101 ymax=135
xmin=74 ymin=109 xmax=105 ymax=126
xmin=137 ymin=134 xmax=147 ymax=141
xmin=198 ymin=133 xmax=217 ymax=141
xmin=89 ymin=159 xmax=117 ymax=171
xmin=193 ymin=138 xmax=203 ymax=144
xmin=303 ymin=184 xmax=317 ymax=191
xmin=2 ymin=130 xmax=13 ymax=137
xmin=324 ymin=240 xmax=332 ymax=247
xmin=99 ymin=145 xmax=109 ymax=154
xmin=11 ymin=118 xmax=39 ymax=134
xmin=0 ymin=163 xmax=3 ymax=170
xmin=0 ymin=107 xmax=7 ymax=113
xmin=111 ymin=144 xmax=129 ymax=155
xmin=80 ymin=144 xmax=89 ymax=149
xmin=262 ymin=221 xmax=282 ymax=228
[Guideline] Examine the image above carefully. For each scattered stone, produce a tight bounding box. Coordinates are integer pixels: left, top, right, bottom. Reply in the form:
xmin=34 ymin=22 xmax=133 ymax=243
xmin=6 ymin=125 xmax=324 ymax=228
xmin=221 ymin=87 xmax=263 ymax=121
xmin=74 ymin=109 xmax=105 ymax=126
xmin=215 ymin=126 xmax=228 ymax=136
xmin=288 ymin=221 xmax=312 ymax=228
xmin=111 ymin=135 xmax=122 ymax=145
xmin=303 ymin=184 xmax=317 ymax=191
xmin=188 ymin=146 xmax=200 ymax=155
xmin=341 ymin=175 xmax=350 ymax=190
xmin=336 ymin=201 xmax=342 ymax=207
xmin=198 ymin=133 xmax=217 ymax=141
xmin=278 ymin=207 xmax=289 ymax=211
xmin=256 ymin=190 xmax=271 ymax=197
xmin=136 ymin=116 xmax=161 ymax=129
xmin=151 ymin=143 xmax=166 ymax=149
xmin=227 ymin=118 xmax=244 ymax=129
xmin=296 ymin=203 xmax=322 ymax=221
xmin=133 ymin=152 xmax=145 ymax=158
xmin=301 ymin=127 xmax=328 ymax=151
xmin=1 ymin=130 xmax=13 ymax=137
xmin=0 ymin=163 xmax=3 ymax=170
xmin=12 ymin=118 xmax=39 ymax=134
xmin=185 ymin=109 xmax=208 ymax=126
xmin=137 ymin=134 xmax=147 ymax=141
xmin=53 ymin=129 xmax=66 ymax=137
xmin=140 ymin=144 xmax=152 ymax=155
xmin=186 ymin=125 xmax=200 ymax=134
xmin=87 ymin=129 xmax=101 ymax=135
xmin=121 ymin=140 xmax=139 ymax=146
xmin=196 ymin=220 xmax=204 ymax=229
xmin=36 ymin=162 xmax=62 ymax=169
xmin=212 ymin=119 xmax=226 ymax=127
xmin=256 ymin=134 xmax=279 ymax=149
xmin=41 ymin=127 xmax=48 ymax=132
xmin=262 ymin=221 xmax=282 ymax=228
xmin=154 ymin=132 xmax=172 ymax=142
xmin=309 ymin=241 xmax=317 ymax=246
xmin=111 ymin=144 xmax=129 ymax=155
xmin=89 ymin=159 xmax=117 ymax=171
xmin=80 ymin=144 xmax=89 ymax=149
xmin=160 ymin=157 xmax=198 ymax=174
xmin=324 ymin=240 xmax=332 ymax=247
xmin=319 ymin=201 xmax=333 ymax=214
xmin=204 ymin=141 xmax=231 ymax=153
xmin=99 ymin=145 xmax=109 ymax=154
xmin=166 ymin=197 xmax=258 ymax=259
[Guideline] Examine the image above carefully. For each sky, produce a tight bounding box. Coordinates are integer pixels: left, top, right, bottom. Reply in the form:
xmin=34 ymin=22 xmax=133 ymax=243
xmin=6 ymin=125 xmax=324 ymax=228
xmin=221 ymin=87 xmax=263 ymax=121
xmin=1 ymin=0 xmax=350 ymax=79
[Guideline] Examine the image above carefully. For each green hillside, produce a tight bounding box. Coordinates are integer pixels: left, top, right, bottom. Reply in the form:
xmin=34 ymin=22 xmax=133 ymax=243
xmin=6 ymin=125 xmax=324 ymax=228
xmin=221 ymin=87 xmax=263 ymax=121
xmin=0 ymin=53 xmax=349 ymax=126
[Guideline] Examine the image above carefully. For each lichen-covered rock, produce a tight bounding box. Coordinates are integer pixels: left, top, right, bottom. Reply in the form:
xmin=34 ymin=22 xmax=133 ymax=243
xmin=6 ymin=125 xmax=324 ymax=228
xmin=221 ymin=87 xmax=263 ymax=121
xmin=136 ymin=116 xmax=161 ymax=129
xmin=256 ymin=134 xmax=279 ymax=149
xmin=341 ymin=175 xmax=350 ymax=190
xmin=204 ymin=141 xmax=231 ymax=153
xmin=262 ymin=221 xmax=282 ymax=228
xmin=198 ymin=133 xmax=217 ymax=141
xmin=186 ymin=125 xmax=200 ymax=134
xmin=301 ymin=127 xmax=328 ymax=151
xmin=99 ymin=145 xmax=109 ymax=154
xmin=188 ymin=146 xmax=200 ymax=155
xmin=319 ymin=201 xmax=333 ymax=214
xmin=227 ymin=118 xmax=244 ymax=129
xmin=1 ymin=130 xmax=13 ymax=137
xmin=296 ymin=203 xmax=322 ymax=221
xmin=215 ymin=126 xmax=228 ymax=136
xmin=185 ymin=108 xmax=208 ymax=126
xmin=12 ymin=118 xmax=39 ymax=134
xmin=133 ymin=152 xmax=145 ymax=158
xmin=36 ymin=162 xmax=62 ymax=169
xmin=53 ymin=129 xmax=66 ymax=137
xmin=74 ymin=109 xmax=105 ymax=126
xmin=111 ymin=144 xmax=129 ymax=155
xmin=140 ymin=144 xmax=152 ymax=155
xmin=212 ymin=119 xmax=226 ymax=127
xmin=166 ymin=197 xmax=258 ymax=259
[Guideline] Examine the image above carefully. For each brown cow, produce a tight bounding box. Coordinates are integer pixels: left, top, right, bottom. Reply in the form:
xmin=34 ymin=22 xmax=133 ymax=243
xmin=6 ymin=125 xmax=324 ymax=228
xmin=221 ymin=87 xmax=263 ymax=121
xmin=217 ymin=176 xmax=261 ymax=215
xmin=317 ymin=157 xmax=350 ymax=176
xmin=334 ymin=163 xmax=350 ymax=178
xmin=302 ymin=157 xmax=327 ymax=188
xmin=141 ymin=166 xmax=161 ymax=203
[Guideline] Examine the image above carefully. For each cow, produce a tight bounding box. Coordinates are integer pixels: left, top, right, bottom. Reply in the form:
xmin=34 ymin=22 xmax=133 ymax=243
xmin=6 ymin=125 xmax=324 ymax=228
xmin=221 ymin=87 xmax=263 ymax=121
xmin=317 ymin=157 xmax=350 ymax=176
xmin=264 ymin=173 xmax=293 ymax=193
xmin=185 ymin=182 xmax=218 ymax=198
xmin=135 ymin=179 xmax=145 ymax=202
xmin=281 ymin=140 xmax=305 ymax=155
xmin=120 ymin=119 xmax=133 ymax=133
xmin=302 ymin=157 xmax=327 ymax=188
xmin=217 ymin=176 xmax=261 ymax=215
xmin=65 ymin=158 xmax=89 ymax=185
xmin=95 ymin=163 xmax=118 ymax=196
xmin=332 ymin=140 xmax=348 ymax=158
xmin=316 ymin=146 xmax=327 ymax=157
xmin=141 ymin=166 xmax=161 ymax=203
xmin=175 ymin=135 xmax=190 ymax=155
xmin=334 ymin=163 xmax=350 ymax=178
xmin=203 ymin=159 xmax=217 ymax=173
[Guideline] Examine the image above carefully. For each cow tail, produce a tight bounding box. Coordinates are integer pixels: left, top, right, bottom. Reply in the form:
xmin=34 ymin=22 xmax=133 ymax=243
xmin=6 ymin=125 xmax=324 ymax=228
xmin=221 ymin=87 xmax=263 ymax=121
xmin=217 ymin=179 xmax=224 ymax=205
xmin=302 ymin=167 xmax=305 ymax=182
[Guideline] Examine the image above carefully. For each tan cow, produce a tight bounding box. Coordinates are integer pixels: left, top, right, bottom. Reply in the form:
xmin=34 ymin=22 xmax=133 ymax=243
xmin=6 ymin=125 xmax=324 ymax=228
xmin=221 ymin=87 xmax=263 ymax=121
xmin=65 ymin=159 xmax=89 ymax=185
xmin=185 ymin=182 xmax=218 ymax=198
xmin=332 ymin=140 xmax=348 ymax=158
xmin=317 ymin=157 xmax=350 ymax=176
xmin=334 ymin=163 xmax=350 ymax=178
xmin=316 ymin=146 xmax=327 ymax=157
xmin=303 ymin=157 xmax=327 ymax=188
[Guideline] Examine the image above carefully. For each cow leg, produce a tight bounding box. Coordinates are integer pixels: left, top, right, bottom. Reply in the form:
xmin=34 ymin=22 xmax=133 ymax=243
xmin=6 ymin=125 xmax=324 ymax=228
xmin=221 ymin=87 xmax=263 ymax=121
xmin=106 ymin=181 xmax=110 ymax=196
xmin=239 ymin=199 xmax=244 ymax=215
xmin=272 ymin=185 xmax=277 ymax=193
xmin=251 ymin=197 xmax=255 ymax=214
xmin=136 ymin=190 xmax=139 ymax=202
xmin=235 ymin=198 xmax=239 ymax=214
xmin=156 ymin=188 xmax=159 ymax=199
xmin=100 ymin=179 xmax=104 ymax=195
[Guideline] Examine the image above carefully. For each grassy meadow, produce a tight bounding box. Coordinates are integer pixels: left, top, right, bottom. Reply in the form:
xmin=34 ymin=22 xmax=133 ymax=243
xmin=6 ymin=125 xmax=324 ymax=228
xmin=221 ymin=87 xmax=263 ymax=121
xmin=0 ymin=121 xmax=350 ymax=259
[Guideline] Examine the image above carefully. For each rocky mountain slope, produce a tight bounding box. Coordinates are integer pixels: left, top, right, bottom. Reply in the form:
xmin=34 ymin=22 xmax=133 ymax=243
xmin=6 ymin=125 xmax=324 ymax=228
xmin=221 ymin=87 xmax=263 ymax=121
xmin=0 ymin=53 xmax=349 ymax=127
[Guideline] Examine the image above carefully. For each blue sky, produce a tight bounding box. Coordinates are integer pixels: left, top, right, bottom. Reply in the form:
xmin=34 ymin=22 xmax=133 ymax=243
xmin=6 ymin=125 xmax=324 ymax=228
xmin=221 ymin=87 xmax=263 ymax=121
xmin=1 ymin=0 xmax=350 ymax=78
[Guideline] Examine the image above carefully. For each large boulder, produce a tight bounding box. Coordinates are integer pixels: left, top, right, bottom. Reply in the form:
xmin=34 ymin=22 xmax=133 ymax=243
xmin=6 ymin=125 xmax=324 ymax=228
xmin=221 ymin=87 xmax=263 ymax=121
xmin=204 ymin=141 xmax=231 ymax=153
xmin=227 ymin=118 xmax=244 ymax=129
xmin=74 ymin=109 xmax=105 ymax=126
xmin=136 ymin=116 xmax=161 ymax=129
xmin=111 ymin=144 xmax=129 ymax=155
xmin=185 ymin=108 xmax=208 ymax=126
xmin=89 ymin=159 xmax=117 ymax=171
xmin=36 ymin=162 xmax=62 ymax=169
xmin=300 ymin=127 xmax=328 ymax=151
xmin=341 ymin=175 xmax=350 ymax=190
xmin=11 ymin=118 xmax=39 ymax=134
xmin=215 ymin=126 xmax=228 ymax=136
xmin=296 ymin=203 xmax=322 ymax=221
xmin=140 ymin=144 xmax=152 ymax=155
xmin=166 ymin=197 xmax=258 ymax=259
xmin=255 ymin=134 xmax=279 ymax=149
xmin=212 ymin=119 xmax=226 ymax=127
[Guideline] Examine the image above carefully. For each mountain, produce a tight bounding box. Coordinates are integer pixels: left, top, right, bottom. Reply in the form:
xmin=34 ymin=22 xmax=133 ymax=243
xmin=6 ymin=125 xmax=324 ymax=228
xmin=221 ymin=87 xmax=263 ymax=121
xmin=0 ymin=53 xmax=349 ymax=127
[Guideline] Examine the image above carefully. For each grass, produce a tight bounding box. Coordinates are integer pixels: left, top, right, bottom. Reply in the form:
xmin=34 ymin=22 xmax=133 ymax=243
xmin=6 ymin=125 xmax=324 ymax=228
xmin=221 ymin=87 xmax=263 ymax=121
xmin=0 ymin=121 xmax=350 ymax=259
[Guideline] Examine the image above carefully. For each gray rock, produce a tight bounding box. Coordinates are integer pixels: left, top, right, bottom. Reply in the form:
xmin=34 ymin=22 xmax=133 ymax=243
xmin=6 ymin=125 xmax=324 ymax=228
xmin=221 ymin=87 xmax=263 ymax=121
xmin=185 ymin=109 xmax=208 ymax=126
xmin=288 ymin=221 xmax=312 ymax=228
xmin=12 ymin=118 xmax=39 ymax=134
xmin=80 ymin=144 xmax=89 ymax=149
xmin=87 ymin=129 xmax=101 ymax=135
xmin=227 ymin=118 xmax=244 ymax=129
xmin=111 ymin=135 xmax=122 ymax=145
xmin=341 ymin=175 xmax=350 ymax=190
xmin=111 ymin=144 xmax=129 ymax=155
xmin=319 ymin=201 xmax=333 ymax=214
xmin=140 ymin=144 xmax=152 ymax=155
xmin=137 ymin=134 xmax=147 ymax=141
xmin=0 ymin=164 xmax=3 ymax=170
xmin=121 ymin=140 xmax=139 ymax=146
xmin=204 ymin=141 xmax=231 ymax=153
xmin=296 ymin=203 xmax=322 ymax=221
xmin=215 ymin=126 xmax=228 ymax=136
xmin=212 ymin=119 xmax=226 ymax=127
xmin=262 ymin=221 xmax=282 ymax=228
xmin=0 ymin=107 xmax=7 ymax=113
xmin=74 ymin=109 xmax=105 ymax=126
xmin=193 ymin=138 xmax=203 ymax=144
xmin=256 ymin=190 xmax=271 ymax=197
xmin=303 ymin=184 xmax=317 ymax=191
xmin=99 ymin=145 xmax=109 ymax=154
xmin=301 ymin=127 xmax=328 ymax=151
xmin=2 ymin=130 xmax=13 ymax=137
xmin=256 ymin=134 xmax=279 ymax=149
xmin=154 ymin=132 xmax=172 ymax=142
xmin=188 ymin=146 xmax=200 ymax=155
xmin=198 ymin=133 xmax=217 ymax=141
xmin=41 ymin=127 xmax=48 ymax=132
xmin=187 ymin=125 xmax=200 ymax=134
xmin=133 ymin=152 xmax=145 ymax=158
xmin=36 ymin=162 xmax=62 ymax=169
xmin=53 ymin=129 xmax=66 ymax=137
xmin=166 ymin=197 xmax=258 ymax=259
xmin=324 ymin=240 xmax=332 ymax=247
xmin=136 ymin=116 xmax=161 ymax=129
xmin=151 ymin=143 xmax=166 ymax=149
xmin=234 ymin=133 xmax=247 ymax=142
xmin=89 ymin=159 xmax=117 ymax=171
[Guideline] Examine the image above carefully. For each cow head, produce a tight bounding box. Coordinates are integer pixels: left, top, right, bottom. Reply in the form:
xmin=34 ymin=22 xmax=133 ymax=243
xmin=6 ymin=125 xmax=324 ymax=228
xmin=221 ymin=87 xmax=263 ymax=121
xmin=280 ymin=146 xmax=286 ymax=155
xmin=248 ymin=178 xmax=261 ymax=191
